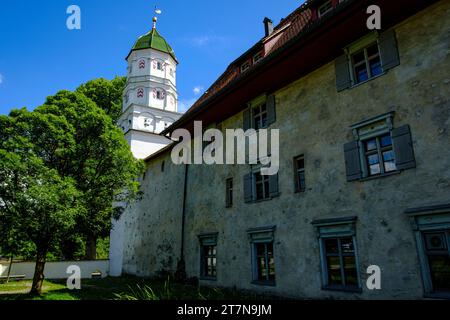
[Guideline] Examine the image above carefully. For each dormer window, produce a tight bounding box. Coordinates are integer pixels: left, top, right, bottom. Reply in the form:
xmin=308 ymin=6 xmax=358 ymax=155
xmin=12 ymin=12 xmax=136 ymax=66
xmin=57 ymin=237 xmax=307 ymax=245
xmin=253 ymin=51 xmax=264 ymax=64
xmin=318 ymin=0 xmax=333 ymax=18
xmin=241 ymin=61 xmax=251 ymax=73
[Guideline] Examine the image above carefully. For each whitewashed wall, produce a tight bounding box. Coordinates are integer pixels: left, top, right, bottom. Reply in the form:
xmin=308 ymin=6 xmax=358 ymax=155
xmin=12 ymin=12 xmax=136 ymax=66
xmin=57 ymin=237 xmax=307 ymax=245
xmin=0 ymin=260 xmax=109 ymax=280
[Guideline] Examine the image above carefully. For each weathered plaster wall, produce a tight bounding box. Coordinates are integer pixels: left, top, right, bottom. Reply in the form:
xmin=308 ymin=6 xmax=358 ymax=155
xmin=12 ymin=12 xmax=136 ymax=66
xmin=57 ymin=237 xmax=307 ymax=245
xmin=122 ymin=155 xmax=185 ymax=277
xmin=122 ymin=1 xmax=450 ymax=299
xmin=183 ymin=1 xmax=450 ymax=299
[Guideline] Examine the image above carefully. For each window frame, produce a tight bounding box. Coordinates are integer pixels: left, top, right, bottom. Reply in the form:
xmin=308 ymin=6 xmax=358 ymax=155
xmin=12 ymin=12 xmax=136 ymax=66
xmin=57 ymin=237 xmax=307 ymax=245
xmin=252 ymin=103 xmax=268 ymax=131
xmin=253 ymin=170 xmax=271 ymax=201
xmin=406 ymin=206 xmax=450 ymax=298
xmin=248 ymin=226 xmax=276 ymax=286
xmin=294 ymin=155 xmax=306 ymax=193
xmin=198 ymin=233 xmax=218 ymax=281
xmin=350 ymin=112 xmax=400 ymax=180
xmin=312 ymin=217 xmax=362 ymax=292
xmin=350 ymin=43 xmax=383 ymax=85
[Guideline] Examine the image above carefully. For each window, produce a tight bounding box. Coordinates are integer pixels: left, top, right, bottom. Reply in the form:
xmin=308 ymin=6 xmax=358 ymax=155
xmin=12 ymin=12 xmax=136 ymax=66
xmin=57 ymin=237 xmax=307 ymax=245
xmin=423 ymin=231 xmax=450 ymax=293
xmin=252 ymin=103 xmax=268 ymax=130
xmin=254 ymin=171 xmax=270 ymax=201
xmin=241 ymin=61 xmax=250 ymax=73
xmin=294 ymin=155 xmax=306 ymax=192
xmin=161 ymin=161 xmax=165 ymax=172
xmin=254 ymin=242 xmax=275 ymax=283
xmin=312 ymin=217 xmax=361 ymax=292
xmin=154 ymin=89 xmax=165 ymax=100
xmin=198 ymin=233 xmax=218 ymax=280
xmin=344 ymin=112 xmax=416 ymax=182
xmin=243 ymin=95 xmax=276 ymax=131
xmin=253 ymin=51 xmax=264 ymax=64
xmin=169 ymin=68 xmax=174 ymax=77
xmin=335 ymin=31 xmax=400 ymax=92
xmin=244 ymin=167 xmax=279 ymax=203
xmin=323 ymin=237 xmax=359 ymax=289
xmin=225 ymin=178 xmax=233 ymax=208
xmin=406 ymin=205 xmax=450 ymax=297
xmin=318 ymin=0 xmax=333 ymax=17
xmin=248 ymin=226 xmax=276 ymax=286
xmin=363 ymin=134 xmax=396 ymax=177
xmin=351 ymin=43 xmax=382 ymax=84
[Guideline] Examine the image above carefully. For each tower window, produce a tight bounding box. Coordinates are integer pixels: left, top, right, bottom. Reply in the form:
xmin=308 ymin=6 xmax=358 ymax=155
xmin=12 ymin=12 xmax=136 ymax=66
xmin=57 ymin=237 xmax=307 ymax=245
xmin=154 ymin=89 xmax=165 ymax=100
xmin=139 ymin=59 xmax=146 ymax=69
xmin=137 ymin=88 xmax=144 ymax=98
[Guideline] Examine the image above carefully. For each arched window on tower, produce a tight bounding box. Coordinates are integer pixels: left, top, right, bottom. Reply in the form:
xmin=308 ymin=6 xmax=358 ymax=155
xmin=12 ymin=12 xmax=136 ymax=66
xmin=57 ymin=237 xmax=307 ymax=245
xmin=139 ymin=59 xmax=146 ymax=69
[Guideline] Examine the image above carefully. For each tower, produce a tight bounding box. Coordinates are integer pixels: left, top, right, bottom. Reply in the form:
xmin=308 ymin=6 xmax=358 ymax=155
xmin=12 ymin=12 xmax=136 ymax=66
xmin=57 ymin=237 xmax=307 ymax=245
xmin=118 ymin=16 xmax=182 ymax=159
xmin=110 ymin=14 xmax=182 ymax=277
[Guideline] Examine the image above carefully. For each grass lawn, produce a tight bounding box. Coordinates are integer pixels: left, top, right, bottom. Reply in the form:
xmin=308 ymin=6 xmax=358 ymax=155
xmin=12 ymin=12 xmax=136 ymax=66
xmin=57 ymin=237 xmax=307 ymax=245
xmin=0 ymin=276 xmax=275 ymax=301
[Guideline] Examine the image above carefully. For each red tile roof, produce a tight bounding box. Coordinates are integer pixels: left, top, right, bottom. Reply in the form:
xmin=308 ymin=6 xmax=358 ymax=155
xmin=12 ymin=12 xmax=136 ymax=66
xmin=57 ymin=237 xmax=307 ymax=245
xmin=185 ymin=1 xmax=316 ymax=114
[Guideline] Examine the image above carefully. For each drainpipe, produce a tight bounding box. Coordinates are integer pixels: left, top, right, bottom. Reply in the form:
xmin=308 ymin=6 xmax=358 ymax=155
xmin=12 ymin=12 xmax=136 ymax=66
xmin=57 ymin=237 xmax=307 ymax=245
xmin=176 ymin=163 xmax=189 ymax=281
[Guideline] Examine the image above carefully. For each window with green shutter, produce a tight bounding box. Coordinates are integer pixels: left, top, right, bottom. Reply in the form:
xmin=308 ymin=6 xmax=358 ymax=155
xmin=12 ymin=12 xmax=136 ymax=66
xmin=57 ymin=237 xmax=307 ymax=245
xmin=243 ymin=94 xmax=277 ymax=130
xmin=344 ymin=112 xmax=416 ymax=182
xmin=335 ymin=30 xmax=400 ymax=91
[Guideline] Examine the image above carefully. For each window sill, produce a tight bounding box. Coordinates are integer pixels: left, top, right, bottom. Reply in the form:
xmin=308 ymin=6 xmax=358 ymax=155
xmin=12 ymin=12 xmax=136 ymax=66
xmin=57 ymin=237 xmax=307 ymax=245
xmin=200 ymin=276 xmax=217 ymax=282
xmin=358 ymin=170 xmax=401 ymax=182
xmin=251 ymin=280 xmax=276 ymax=287
xmin=322 ymin=285 xmax=362 ymax=293
xmin=350 ymin=72 xmax=386 ymax=89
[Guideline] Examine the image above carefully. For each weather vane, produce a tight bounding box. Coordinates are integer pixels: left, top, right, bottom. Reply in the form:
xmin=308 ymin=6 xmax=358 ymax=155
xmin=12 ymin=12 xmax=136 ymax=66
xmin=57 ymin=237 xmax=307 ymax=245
xmin=153 ymin=6 xmax=162 ymax=29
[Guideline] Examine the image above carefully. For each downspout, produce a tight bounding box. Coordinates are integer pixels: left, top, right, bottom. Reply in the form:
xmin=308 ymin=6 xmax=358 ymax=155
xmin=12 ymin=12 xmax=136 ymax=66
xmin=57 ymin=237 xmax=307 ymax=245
xmin=176 ymin=163 xmax=189 ymax=281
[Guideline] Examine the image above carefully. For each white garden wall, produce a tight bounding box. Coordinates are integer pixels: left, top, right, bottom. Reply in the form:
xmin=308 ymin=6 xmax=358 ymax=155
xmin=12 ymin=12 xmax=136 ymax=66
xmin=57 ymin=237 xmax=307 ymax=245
xmin=0 ymin=260 xmax=109 ymax=280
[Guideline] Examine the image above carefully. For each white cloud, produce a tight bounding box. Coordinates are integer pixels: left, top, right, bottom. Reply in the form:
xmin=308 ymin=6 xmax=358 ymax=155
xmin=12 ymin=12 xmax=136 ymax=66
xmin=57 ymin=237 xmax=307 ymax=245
xmin=184 ymin=35 xmax=229 ymax=47
xmin=178 ymin=98 xmax=198 ymax=113
xmin=193 ymin=86 xmax=204 ymax=95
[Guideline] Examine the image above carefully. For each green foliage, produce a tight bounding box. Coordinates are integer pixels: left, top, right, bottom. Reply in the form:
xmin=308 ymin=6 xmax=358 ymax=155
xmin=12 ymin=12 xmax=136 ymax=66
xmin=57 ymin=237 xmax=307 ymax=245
xmin=0 ymin=83 xmax=143 ymax=278
xmin=76 ymin=77 xmax=126 ymax=122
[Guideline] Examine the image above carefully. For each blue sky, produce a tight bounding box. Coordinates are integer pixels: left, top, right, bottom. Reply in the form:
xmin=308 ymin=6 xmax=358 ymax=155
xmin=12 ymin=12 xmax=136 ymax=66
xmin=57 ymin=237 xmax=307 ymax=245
xmin=0 ymin=0 xmax=303 ymax=115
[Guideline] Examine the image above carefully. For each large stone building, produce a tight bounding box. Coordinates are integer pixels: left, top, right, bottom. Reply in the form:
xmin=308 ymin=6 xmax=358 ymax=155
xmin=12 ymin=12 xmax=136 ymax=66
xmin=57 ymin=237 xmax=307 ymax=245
xmin=110 ymin=0 xmax=450 ymax=299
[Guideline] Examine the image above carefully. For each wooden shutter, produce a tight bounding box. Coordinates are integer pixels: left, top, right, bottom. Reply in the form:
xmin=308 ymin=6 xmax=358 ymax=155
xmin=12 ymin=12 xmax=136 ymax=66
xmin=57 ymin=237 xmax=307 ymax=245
xmin=266 ymin=94 xmax=276 ymax=126
xmin=243 ymin=173 xmax=253 ymax=203
xmin=379 ymin=30 xmax=400 ymax=71
xmin=335 ymin=54 xmax=352 ymax=92
xmin=269 ymin=173 xmax=279 ymax=198
xmin=243 ymin=108 xmax=251 ymax=131
xmin=392 ymin=125 xmax=416 ymax=170
xmin=344 ymin=141 xmax=362 ymax=181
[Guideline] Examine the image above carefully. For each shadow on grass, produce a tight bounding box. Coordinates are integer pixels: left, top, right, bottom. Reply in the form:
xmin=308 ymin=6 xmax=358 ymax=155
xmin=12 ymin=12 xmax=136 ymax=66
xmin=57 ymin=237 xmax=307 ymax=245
xmin=0 ymin=276 xmax=282 ymax=301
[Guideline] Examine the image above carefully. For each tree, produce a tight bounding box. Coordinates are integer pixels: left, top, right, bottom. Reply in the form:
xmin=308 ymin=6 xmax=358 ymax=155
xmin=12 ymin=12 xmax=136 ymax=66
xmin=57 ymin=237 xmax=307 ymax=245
xmin=76 ymin=77 xmax=126 ymax=122
xmin=35 ymin=91 xmax=143 ymax=259
xmin=0 ymin=115 xmax=80 ymax=294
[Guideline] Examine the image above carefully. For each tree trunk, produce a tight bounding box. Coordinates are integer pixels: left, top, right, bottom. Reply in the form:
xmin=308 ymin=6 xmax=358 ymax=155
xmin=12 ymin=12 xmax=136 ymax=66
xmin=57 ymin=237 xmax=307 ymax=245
xmin=6 ymin=255 xmax=13 ymax=284
xmin=85 ymin=235 xmax=97 ymax=260
xmin=30 ymin=247 xmax=47 ymax=296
